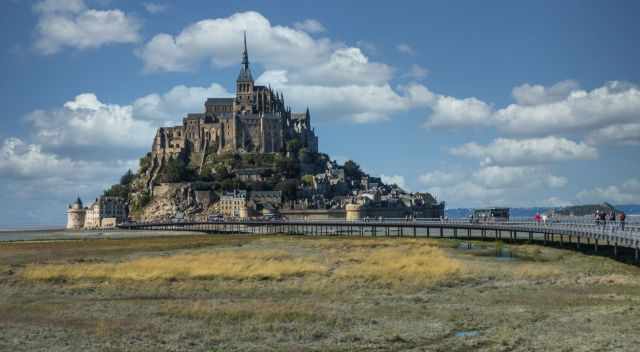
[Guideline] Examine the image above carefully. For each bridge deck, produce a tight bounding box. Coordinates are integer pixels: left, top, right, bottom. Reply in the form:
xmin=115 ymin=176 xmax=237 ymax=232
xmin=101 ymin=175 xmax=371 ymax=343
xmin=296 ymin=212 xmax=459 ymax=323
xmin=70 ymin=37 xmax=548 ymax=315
xmin=120 ymin=219 xmax=640 ymax=263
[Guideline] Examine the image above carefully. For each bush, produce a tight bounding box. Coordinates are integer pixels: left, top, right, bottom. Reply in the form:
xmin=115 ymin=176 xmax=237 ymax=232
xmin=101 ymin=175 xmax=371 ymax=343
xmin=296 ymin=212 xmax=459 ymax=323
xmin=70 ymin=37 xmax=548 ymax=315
xmin=120 ymin=169 xmax=135 ymax=186
xmin=104 ymin=184 xmax=129 ymax=199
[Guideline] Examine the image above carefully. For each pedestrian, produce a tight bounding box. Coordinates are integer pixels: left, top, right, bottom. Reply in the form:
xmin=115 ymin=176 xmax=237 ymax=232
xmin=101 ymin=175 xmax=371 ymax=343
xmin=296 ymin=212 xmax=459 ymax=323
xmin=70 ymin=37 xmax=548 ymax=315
xmin=594 ymin=210 xmax=600 ymax=226
xmin=542 ymin=214 xmax=548 ymax=225
xmin=599 ymin=211 xmax=607 ymax=229
xmin=534 ymin=212 xmax=541 ymax=224
xmin=620 ymin=211 xmax=626 ymax=231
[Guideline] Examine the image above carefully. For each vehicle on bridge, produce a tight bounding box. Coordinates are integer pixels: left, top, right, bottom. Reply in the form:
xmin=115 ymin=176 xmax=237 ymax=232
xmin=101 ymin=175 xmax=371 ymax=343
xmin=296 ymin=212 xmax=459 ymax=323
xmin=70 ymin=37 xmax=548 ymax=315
xmin=471 ymin=208 xmax=510 ymax=223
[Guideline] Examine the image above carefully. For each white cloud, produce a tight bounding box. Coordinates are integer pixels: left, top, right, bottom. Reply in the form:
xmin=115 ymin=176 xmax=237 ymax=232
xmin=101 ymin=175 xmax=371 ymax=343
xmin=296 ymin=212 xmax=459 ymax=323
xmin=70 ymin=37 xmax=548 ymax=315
xmin=137 ymin=11 xmax=336 ymax=72
xmin=34 ymin=0 xmax=141 ymax=54
xmin=143 ymin=2 xmax=167 ymax=14
xmin=293 ymin=19 xmax=326 ymax=33
xmin=418 ymin=170 xmax=464 ymax=187
xmin=585 ymin=122 xmax=640 ymax=145
xmin=423 ymin=81 xmax=640 ymax=140
xmin=472 ymin=166 xmax=567 ymax=189
xmin=511 ymin=80 xmax=580 ymax=106
xmin=495 ymin=81 xmax=640 ymax=135
xmin=404 ymin=64 xmax=429 ymax=80
xmin=420 ymin=166 xmax=568 ymax=208
xmin=542 ymin=197 xmax=574 ymax=207
xmin=133 ymin=83 xmax=233 ymax=122
xmin=381 ymin=174 xmax=409 ymax=191
xmin=26 ymin=93 xmax=156 ymax=148
xmin=0 ymin=137 xmax=134 ymax=182
xmin=257 ymin=71 xmax=434 ymax=123
xmin=425 ymin=96 xmax=493 ymax=128
xmin=450 ymin=136 xmax=598 ymax=166
xmin=396 ymin=43 xmax=415 ymax=55
xmin=577 ymin=178 xmax=640 ymax=204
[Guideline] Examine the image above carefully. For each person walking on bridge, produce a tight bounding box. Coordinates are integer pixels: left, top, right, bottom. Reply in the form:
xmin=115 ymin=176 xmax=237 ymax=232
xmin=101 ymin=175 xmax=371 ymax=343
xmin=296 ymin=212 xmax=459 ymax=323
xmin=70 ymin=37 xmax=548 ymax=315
xmin=620 ymin=212 xmax=626 ymax=231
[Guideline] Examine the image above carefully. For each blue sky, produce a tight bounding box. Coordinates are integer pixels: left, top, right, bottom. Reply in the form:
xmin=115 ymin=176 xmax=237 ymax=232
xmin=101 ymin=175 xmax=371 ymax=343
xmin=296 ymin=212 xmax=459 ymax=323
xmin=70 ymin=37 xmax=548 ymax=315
xmin=1 ymin=0 xmax=640 ymax=226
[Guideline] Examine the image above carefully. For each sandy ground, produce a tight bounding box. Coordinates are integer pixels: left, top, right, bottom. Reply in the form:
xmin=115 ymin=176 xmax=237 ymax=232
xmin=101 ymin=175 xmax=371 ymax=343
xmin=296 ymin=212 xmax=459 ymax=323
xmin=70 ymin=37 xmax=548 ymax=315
xmin=0 ymin=234 xmax=639 ymax=351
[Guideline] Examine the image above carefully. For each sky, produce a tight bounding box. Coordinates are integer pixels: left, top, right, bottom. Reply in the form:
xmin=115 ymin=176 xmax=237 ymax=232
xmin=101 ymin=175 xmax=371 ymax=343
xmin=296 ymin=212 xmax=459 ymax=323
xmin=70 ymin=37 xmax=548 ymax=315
xmin=1 ymin=0 xmax=640 ymax=226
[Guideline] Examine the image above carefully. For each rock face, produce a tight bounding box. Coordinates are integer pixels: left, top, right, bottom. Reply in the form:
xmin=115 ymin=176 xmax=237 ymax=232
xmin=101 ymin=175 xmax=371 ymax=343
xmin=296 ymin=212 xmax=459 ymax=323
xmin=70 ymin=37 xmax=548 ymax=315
xmin=142 ymin=183 xmax=211 ymax=221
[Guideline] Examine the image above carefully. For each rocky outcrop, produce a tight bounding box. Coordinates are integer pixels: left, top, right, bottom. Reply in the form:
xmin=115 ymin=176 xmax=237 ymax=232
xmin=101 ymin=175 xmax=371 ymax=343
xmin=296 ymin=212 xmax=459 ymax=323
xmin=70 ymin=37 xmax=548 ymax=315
xmin=141 ymin=183 xmax=209 ymax=222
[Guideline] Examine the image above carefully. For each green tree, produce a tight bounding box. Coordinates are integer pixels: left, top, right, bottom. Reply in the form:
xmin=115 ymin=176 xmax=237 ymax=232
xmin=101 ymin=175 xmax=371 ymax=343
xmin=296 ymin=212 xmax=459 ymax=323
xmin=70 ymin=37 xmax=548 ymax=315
xmin=343 ymin=160 xmax=364 ymax=179
xmin=286 ymin=138 xmax=302 ymax=155
xmin=276 ymin=179 xmax=300 ymax=201
xmin=120 ymin=169 xmax=135 ymax=185
xmin=301 ymin=174 xmax=315 ymax=187
xmin=104 ymin=184 xmax=129 ymax=199
xmin=160 ymin=157 xmax=189 ymax=183
xmin=139 ymin=153 xmax=152 ymax=173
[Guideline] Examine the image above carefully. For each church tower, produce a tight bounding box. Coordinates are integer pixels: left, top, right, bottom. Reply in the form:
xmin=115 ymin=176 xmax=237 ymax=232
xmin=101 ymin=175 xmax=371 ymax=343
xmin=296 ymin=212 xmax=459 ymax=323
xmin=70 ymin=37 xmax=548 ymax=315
xmin=235 ymin=32 xmax=254 ymax=113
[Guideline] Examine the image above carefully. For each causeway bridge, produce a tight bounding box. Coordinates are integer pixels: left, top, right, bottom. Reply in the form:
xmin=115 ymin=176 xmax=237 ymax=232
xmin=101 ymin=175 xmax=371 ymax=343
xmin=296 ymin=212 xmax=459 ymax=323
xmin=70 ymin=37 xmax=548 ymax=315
xmin=119 ymin=219 xmax=640 ymax=264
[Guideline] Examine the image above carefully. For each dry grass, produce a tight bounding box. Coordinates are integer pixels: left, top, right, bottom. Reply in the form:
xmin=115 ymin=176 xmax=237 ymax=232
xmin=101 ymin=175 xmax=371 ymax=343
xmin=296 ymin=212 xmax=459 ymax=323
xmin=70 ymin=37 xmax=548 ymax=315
xmin=334 ymin=242 xmax=464 ymax=285
xmin=22 ymin=250 xmax=327 ymax=281
xmin=163 ymin=300 xmax=330 ymax=325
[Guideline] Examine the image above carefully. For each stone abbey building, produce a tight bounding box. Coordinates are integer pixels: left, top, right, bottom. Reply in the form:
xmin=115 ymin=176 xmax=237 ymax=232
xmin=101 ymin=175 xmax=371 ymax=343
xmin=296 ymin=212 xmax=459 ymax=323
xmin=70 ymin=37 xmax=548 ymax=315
xmin=150 ymin=34 xmax=318 ymax=171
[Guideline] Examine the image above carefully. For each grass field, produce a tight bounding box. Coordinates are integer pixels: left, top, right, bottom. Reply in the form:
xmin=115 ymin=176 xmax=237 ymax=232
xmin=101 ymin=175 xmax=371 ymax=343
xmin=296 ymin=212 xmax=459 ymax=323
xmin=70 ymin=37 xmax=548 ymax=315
xmin=1 ymin=234 xmax=639 ymax=351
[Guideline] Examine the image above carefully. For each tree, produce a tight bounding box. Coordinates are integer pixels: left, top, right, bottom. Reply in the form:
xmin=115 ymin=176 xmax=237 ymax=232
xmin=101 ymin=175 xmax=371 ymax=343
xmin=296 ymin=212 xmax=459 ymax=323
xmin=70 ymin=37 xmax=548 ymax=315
xmin=301 ymin=174 xmax=315 ymax=187
xmin=286 ymin=138 xmax=302 ymax=155
xmin=120 ymin=169 xmax=135 ymax=185
xmin=160 ymin=157 xmax=189 ymax=183
xmin=104 ymin=184 xmax=129 ymax=199
xmin=276 ymin=179 xmax=300 ymax=200
xmin=275 ymin=157 xmax=300 ymax=179
xmin=343 ymin=160 xmax=364 ymax=179
xmin=139 ymin=153 xmax=152 ymax=174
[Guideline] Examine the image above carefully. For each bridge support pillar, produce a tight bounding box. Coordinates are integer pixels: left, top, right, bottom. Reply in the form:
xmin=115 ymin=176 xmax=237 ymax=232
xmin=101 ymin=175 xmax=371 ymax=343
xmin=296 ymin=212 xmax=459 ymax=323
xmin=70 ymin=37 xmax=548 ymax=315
xmin=440 ymin=227 xmax=443 ymax=238
xmin=413 ymin=226 xmax=417 ymax=238
xmin=426 ymin=227 xmax=430 ymax=238
xmin=454 ymin=228 xmax=457 ymax=239
xmin=635 ymin=247 xmax=639 ymax=263
xmin=529 ymin=232 xmax=533 ymax=243
xmin=594 ymin=239 xmax=598 ymax=253
xmin=614 ymin=242 xmax=618 ymax=257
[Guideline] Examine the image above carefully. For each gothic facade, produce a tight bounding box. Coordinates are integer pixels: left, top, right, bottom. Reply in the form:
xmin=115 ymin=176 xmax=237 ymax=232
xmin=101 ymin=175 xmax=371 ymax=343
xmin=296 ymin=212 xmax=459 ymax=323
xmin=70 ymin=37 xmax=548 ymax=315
xmin=150 ymin=34 xmax=318 ymax=164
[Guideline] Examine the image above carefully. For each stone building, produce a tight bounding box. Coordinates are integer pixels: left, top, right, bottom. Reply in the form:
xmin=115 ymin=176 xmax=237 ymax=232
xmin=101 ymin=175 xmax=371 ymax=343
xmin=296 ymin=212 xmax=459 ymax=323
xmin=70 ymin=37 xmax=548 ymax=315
xmin=84 ymin=196 xmax=128 ymax=228
xmin=146 ymin=33 xmax=318 ymax=188
xmin=218 ymin=190 xmax=250 ymax=218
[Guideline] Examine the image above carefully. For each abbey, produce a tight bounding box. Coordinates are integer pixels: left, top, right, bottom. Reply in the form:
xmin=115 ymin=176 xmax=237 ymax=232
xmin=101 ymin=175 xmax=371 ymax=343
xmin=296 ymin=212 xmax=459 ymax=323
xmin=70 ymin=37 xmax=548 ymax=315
xmin=150 ymin=34 xmax=318 ymax=164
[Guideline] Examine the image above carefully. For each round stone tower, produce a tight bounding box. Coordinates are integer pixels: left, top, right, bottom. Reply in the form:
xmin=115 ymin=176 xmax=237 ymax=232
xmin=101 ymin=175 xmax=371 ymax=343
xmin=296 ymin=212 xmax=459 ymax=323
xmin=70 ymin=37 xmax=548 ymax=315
xmin=66 ymin=197 xmax=86 ymax=230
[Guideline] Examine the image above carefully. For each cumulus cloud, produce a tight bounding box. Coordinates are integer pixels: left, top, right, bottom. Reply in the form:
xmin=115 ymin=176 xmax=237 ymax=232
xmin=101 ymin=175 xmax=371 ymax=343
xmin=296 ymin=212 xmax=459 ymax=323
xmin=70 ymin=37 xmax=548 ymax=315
xmin=511 ymin=80 xmax=580 ymax=106
xmin=418 ymin=170 xmax=464 ymax=188
xmin=137 ymin=11 xmax=336 ymax=72
xmin=450 ymin=136 xmax=598 ymax=166
xmin=423 ymin=81 xmax=640 ymax=142
xmin=293 ymin=19 xmax=326 ymax=33
xmin=143 ymin=2 xmax=167 ymax=14
xmin=425 ymin=96 xmax=493 ymax=128
xmin=577 ymin=178 xmax=640 ymax=204
xmin=33 ymin=0 xmax=141 ymax=54
xmin=133 ymin=83 xmax=233 ymax=122
xmin=495 ymin=81 xmax=640 ymax=135
xmin=418 ymin=166 xmax=567 ymax=208
xmin=255 ymin=72 xmax=436 ymax=123
xmin=381 ymin=174 xmax=409 ymax=191
xmin=396 ymin=43 xmax=415 ymax=55
xmin=0 ymin=137 xmax=134 ymax=181
xmin=472 ymin=166 xmax=567 ymax=189
xmin=585 ymin=123 xmax=640 ymax=145
xmin=26 ymin=93 xmax=156 ymax=149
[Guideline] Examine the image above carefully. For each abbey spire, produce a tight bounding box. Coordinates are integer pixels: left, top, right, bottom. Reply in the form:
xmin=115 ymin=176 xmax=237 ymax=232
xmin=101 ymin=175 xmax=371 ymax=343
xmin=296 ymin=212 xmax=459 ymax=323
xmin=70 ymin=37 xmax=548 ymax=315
xmin=237 ymin=31 xmax=253 ymax=82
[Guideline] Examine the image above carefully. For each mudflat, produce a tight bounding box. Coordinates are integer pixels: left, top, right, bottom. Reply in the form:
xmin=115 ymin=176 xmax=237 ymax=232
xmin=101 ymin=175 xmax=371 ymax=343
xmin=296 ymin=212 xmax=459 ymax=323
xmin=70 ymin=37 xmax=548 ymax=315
xmin=0 ymin=234 xmax=638 ymax=351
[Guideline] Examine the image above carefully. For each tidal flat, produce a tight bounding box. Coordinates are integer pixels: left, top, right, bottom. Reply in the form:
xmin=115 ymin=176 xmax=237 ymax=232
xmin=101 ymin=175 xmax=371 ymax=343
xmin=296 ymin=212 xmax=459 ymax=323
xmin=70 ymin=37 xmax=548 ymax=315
xmin=0 ymin=234 xmax=638 ymax=351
